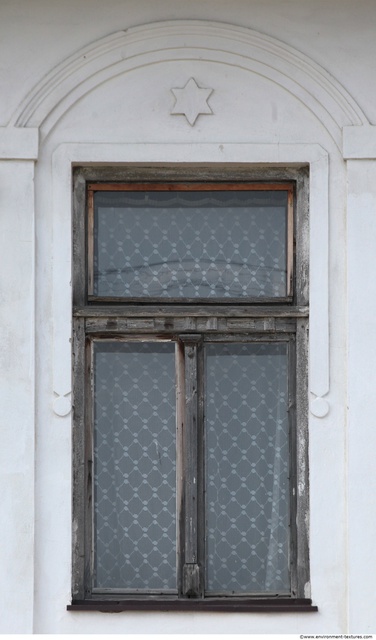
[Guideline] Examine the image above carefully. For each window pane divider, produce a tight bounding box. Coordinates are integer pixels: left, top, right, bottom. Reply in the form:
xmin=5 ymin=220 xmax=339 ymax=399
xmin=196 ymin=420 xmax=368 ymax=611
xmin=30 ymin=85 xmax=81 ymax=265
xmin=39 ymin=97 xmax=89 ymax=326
xmin=88 ymin=183 xmax=295 ymax=193
xmin=179 ymin=334 xmax=203 ymax=598
xmin=74 ymin=305 xmax=309 ymax=318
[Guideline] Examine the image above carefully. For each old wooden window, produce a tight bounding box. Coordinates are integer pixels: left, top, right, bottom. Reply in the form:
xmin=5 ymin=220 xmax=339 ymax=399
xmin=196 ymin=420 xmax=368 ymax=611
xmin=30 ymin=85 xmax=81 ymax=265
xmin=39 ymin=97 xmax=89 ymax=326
xmin=70 ymin=167 xmax=315 ymax=612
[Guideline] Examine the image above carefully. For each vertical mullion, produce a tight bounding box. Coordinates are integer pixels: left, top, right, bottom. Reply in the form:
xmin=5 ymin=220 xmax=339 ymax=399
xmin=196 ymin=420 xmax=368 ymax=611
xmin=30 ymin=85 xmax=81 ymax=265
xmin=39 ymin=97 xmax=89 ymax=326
xmin=184 ymin=338 xmax=199 ymax=563
xmin=180 ymin=334 xmax=202 ymax=597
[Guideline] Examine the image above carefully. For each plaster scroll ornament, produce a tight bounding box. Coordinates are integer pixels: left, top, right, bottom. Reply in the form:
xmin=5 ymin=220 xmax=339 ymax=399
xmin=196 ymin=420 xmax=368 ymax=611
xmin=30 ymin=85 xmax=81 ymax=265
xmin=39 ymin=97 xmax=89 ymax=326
xmin=310 ymin=396 xmax=330 ymax=418
xmin=53 ymin=392 xmax=72 ymax=417
xmin=171 ymin=77 xmax=213 ymax=126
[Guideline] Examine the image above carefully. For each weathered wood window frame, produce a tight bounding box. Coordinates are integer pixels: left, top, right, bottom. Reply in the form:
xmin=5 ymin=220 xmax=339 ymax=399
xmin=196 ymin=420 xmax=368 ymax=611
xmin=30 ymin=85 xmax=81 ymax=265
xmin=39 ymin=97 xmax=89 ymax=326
xmin=69 ymin=166 xmax=316 ymax=613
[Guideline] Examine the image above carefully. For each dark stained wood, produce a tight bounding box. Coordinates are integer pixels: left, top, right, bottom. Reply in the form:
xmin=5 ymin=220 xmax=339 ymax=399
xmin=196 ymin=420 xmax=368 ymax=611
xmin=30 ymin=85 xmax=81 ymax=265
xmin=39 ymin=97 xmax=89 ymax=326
xmin=71 ymin=318 xmax=86 ymax=599
xmin=77 ymin=165 xmax=305 ymax=186
xmin=67 ymin=598 xmax=318 ymax=613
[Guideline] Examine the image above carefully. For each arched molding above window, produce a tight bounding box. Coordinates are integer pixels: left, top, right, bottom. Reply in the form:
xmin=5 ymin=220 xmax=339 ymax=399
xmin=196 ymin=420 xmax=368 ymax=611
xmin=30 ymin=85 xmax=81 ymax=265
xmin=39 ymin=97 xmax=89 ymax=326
xmin=9 ymin=21 xmax=367 ymax=146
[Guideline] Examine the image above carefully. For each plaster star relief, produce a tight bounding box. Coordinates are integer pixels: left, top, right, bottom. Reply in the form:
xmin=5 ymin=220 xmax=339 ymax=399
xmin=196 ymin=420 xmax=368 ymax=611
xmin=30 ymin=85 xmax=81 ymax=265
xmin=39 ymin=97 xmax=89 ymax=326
xmin=171 ymin=77 xmax=213 ymax=126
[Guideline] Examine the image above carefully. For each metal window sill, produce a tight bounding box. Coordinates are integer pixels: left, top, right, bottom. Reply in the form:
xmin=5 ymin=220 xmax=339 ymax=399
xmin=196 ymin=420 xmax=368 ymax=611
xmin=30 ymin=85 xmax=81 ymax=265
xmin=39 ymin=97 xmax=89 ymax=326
xmin=67 ymin=598 xmax=318 ymax=613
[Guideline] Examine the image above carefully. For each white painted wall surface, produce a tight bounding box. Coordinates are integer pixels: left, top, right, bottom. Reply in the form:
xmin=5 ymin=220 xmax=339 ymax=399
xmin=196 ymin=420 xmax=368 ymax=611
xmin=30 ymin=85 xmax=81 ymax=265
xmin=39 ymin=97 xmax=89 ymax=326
xmin=347 ymin=159 xmax=376 ymax=633
xmin=0 ymin=0 xmax=375 ymax=633
xmin=0 ymin=160 xmax=35 ymax=633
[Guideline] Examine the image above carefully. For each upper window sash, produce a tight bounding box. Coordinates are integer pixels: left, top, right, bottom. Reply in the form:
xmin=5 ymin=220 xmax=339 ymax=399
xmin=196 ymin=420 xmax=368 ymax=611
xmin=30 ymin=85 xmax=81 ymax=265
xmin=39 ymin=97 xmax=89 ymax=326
xmin=87 ymin=183 xmax=294 ymax=303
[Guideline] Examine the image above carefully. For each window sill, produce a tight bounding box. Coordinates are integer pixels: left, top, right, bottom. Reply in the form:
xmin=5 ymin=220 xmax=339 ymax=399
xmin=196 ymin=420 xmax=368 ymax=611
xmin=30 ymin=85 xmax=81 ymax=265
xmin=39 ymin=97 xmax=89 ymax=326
xmin=67 ymin=598 xmax=317 ymax=613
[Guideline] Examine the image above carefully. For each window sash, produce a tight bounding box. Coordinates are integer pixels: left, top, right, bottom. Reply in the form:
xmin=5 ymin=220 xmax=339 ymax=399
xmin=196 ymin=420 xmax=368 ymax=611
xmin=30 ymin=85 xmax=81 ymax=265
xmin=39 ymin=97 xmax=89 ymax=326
xmin=87 ymin=183 xmax=294 ymax=304
xmin=204 ymin=341 xmax=291 ymax=595
xmin=92 ymin=340 xmax=178 ymax=594
xmin=85 ymin=333 xmax=296 ymax=598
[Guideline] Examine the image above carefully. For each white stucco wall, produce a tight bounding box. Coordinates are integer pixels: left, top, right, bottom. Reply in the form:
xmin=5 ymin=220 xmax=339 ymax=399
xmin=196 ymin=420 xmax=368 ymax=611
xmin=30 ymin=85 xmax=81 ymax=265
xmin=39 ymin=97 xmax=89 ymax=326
xmin=1 ymin=0 xmax=376 ymax=633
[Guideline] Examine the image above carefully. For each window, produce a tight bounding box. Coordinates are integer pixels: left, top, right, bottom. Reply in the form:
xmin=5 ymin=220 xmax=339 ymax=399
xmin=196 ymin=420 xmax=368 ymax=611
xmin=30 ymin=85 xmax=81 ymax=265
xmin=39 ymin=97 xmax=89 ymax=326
xmin=70 ymin=167 xmax=315 ymax=612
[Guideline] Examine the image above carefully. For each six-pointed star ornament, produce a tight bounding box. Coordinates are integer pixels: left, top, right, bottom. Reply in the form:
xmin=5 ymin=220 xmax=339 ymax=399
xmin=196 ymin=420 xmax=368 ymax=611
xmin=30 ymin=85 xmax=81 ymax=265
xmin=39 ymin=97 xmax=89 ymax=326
xmin=171 ymin=77 xmax=213 ymax=126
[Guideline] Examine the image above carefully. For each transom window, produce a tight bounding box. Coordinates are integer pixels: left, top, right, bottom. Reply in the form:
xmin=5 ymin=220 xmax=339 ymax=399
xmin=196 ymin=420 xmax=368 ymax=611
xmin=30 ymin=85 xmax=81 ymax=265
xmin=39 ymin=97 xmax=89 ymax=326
xmin=88 ymin=184 xmax=293 ymax=301
xmin=70 ymin=168 xmax=314 ymax=612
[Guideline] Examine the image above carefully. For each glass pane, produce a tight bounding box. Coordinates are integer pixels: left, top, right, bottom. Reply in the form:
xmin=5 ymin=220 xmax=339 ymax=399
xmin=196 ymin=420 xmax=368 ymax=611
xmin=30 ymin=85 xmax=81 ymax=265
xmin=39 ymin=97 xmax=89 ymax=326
xmin=205 ymin=343 xmax=290 ymax=594
xmin=93 ymin=341 xmax=177 ymax=592
xmin=93 ymin=190 xmax=288 ymax=299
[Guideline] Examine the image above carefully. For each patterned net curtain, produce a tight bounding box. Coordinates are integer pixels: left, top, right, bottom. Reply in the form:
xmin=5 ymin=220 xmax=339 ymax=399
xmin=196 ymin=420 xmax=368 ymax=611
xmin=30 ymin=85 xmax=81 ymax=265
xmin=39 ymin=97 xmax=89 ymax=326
xmin=93 ymin=191 xmax=287 ymax=299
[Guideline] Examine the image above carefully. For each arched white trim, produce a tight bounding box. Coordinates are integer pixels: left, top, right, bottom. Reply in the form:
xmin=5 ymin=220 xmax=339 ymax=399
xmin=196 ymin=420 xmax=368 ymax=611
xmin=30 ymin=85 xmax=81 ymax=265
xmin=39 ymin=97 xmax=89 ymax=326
xmin=11 ymin=21 xmax=367 ymax=146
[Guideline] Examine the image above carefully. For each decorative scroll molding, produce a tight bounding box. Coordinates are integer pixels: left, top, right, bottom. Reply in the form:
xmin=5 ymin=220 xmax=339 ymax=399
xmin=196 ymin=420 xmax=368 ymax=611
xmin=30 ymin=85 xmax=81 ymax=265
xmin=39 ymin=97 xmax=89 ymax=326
xmin=310 ymin=396 xmax=329 ymax=418
xmin=53 ymin=392 xmax=72 ymax=417
xmin=52 ymin=141 xmax=330 ymax=419
xmin=10 ymin=21 xmax=367 ymax=146
xmin=309 ymin=151 xmax=329 ymax=404
xmin=52 ymin=144 xmax=74 ymax=417
xmin=171 ymin=77 xmax=213 ymax=126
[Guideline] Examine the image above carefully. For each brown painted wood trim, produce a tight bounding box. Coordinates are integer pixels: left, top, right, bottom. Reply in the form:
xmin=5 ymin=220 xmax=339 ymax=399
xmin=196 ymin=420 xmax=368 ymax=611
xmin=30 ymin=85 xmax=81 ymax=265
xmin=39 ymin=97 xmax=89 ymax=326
xmin=88 ymin=183 xmax=295 ymax=192
xmin=67 ymin=598 xmax=318 ymax=613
